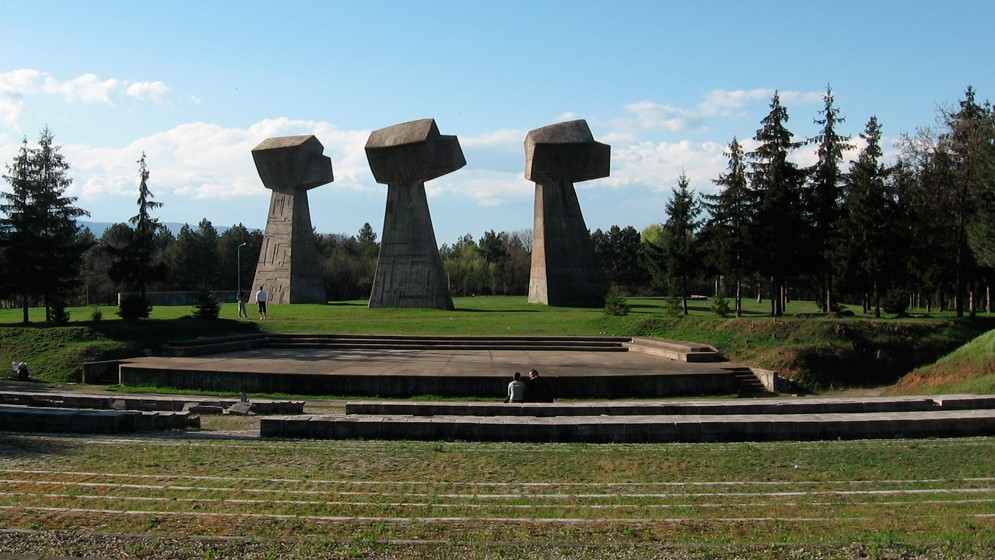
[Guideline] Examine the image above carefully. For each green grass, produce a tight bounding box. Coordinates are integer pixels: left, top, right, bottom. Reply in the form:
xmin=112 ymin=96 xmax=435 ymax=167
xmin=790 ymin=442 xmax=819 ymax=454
xmin=0 ymin=434 xmax=992 ymax=558
xmin=888 ymin=328 xmax=995 ymax=395
xmin=1 ymin=296 xmax=991 ymax=389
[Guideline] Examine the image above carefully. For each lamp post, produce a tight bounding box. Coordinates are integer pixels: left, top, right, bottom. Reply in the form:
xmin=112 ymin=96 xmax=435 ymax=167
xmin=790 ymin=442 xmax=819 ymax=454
xmin=237 ymin=242 xmax=248 ymax=295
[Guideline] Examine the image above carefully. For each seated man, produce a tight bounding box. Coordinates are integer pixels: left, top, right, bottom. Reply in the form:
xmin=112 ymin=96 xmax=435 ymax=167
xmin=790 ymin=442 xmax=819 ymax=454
xmin=525 ymin=369 xmax=553 ymax=403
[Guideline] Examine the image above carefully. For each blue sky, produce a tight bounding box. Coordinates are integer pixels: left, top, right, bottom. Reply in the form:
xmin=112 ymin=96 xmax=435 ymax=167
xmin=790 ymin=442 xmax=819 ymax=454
xmin=2 ymin=1 xmax=993 ymax=244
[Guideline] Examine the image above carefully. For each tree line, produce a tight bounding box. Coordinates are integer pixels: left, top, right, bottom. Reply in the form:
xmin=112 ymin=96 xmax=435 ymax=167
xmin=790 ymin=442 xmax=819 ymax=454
xmin=2 ymin=87 xmax=993 ymax=322
xmin=650 ymin=86 xmax=995 ymax=318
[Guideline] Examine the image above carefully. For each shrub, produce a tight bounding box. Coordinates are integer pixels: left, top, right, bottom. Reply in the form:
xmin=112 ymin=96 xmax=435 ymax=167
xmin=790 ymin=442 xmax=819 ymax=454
xmin=665 ymin=291 xmax=684 ymax=318
xmin=711 ymin=295 xmax=730 ymax=318
xmin=117 ymin=294 xmax=152 ymax=321
xmin=192 ymin=290 xmax=221 ymax=320
xmin=90 ymin=307 xmax=103 ymax=322
xmin=48 ymin=302 xmax=71 ymax=324
xmin=881 ymin=289 xmax=909 ymax=316
xmin=602 ymin=288 xmax=630 ymax=316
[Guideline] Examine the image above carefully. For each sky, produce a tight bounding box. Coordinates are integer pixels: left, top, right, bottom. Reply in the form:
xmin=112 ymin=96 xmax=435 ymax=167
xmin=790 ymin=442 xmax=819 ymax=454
xmin=1 ymin=1 xmax=993 ymax=245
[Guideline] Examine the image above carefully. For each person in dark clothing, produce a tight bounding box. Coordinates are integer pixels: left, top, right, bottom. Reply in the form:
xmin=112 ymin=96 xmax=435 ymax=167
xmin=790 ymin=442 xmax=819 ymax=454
xmin=525 ymin=369 xmax=553 ymax=403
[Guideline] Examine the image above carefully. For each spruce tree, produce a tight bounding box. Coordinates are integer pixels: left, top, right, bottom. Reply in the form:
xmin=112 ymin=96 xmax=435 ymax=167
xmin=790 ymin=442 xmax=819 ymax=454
xmin=806 ymin=86 xmax=852 ymax=312
xmin=646 ymin=172 xmax=701 ymax=315
xmin=0 ymin=128 xmax=90 ymax=323
xmin=841 ymin=116 xmax=898 ymax=317
xmin=747 ymin=93 xmax=807 ymax=316
xmin=108 ymin=152 xmax=168 ymax=304
xmin=702 ymin=137 xmax=750 ymax=317
xmin=944 ymin=87 xmax=993 ymax=315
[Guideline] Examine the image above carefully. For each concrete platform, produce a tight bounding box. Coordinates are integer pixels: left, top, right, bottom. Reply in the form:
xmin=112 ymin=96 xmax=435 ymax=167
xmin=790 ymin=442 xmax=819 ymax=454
xmin=118 ymin=345 xmax=752 ymax=398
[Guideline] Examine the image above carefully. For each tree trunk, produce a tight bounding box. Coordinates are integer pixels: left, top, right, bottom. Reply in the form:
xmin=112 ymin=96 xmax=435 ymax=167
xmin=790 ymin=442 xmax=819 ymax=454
xmin=735 ymin=279 xmax=742 ymax=318
xmin=682 ymin=275 xmax=689 ymax=315
xmin=969 ymin=282 xmax=976 ymax=318
xmin=21 ymin=296 xmax=29 ymax=324
xmin=770 ymin=276 xmax=782 ymax=317
xmin=873 ymin=280 xmax=880 ymax=318
xmin=825 ymin=272 xmax=833 ymax=313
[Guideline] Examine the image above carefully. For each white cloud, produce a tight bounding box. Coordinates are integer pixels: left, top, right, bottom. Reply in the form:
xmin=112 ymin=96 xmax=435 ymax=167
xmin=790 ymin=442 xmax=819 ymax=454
xmin=66 ymin=118 xmax=380 ymax=224
xmin=460 ymin=128 xmax=523 ymax=149
xmin=698 ymin=88 xmax=775 ymax=116
xmin=604 ymin=139 xmax=728 ymax=196
xmin=780 ymin=90 xmax=827 ymax=106
xmin=43 ymin=73 xmax=119 ymax=106
xmin=0 ymin=69 xmax=173 ymax=132
xmin=426 ymin=168 xmax=531 ymax=207
xmin=0 ymin=69 xmax=45 ymax=129
xmin=126 ymin=81 xmax=171 ymax=105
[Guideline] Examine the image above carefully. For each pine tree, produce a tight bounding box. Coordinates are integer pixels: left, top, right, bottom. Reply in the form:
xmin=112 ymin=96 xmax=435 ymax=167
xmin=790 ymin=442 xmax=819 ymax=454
xmin=944 ymin=87 xmax=993 ymax=315
xmin=108 ymin=152 xmax=168 ymax=303
xmin=840 ymin=116 xmax=898 ymax=317
xmin=747 ymin=93 xmax=807 ymax=317
xmin=357 ymin=222 xmax=379 ymax=259
xmin=806 ymin=86 xmax=852 ymax=312
xmin=701 ymin=137 xmax=750 ymax=317
xmin=0 ymin=128 xmax=90 ymax=323
xmin=646 ymin=172 xmax=701 ymax=315
xmin=898 ymin=88 xmax=991 ymax=316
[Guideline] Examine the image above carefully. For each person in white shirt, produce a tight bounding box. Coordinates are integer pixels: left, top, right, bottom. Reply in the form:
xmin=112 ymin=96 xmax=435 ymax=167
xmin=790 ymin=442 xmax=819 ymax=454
xmin=255 ymin=286 xmax=268 ymax=320
xmin=506 ymin=371 xmax=526 ymax=403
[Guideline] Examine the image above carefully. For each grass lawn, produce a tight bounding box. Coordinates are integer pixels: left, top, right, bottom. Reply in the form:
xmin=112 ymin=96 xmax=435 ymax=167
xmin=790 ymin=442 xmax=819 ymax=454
xmin=0 ymin=296 xmax=991 ymax=390
xmin=0 ymin=432 xmax=992 ymax=559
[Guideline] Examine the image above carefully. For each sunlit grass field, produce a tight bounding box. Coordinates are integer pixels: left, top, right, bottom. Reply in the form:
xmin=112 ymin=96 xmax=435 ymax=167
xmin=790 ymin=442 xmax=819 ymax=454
xmin=0 ymin=294 xmax=961 ymax=334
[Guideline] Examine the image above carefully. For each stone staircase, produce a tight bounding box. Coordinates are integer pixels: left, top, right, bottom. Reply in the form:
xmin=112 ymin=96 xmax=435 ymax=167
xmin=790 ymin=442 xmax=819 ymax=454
xmin=730 ymin=366 xmax=771 ymax=396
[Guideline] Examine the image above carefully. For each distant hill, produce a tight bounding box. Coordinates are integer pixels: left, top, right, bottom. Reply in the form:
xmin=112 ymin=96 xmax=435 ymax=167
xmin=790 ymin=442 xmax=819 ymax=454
xmin=887 ymin=328 xmax=995 ymax=395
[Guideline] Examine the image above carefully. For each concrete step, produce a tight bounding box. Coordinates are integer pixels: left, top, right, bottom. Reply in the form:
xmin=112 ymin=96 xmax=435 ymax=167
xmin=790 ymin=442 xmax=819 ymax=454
xmin=261 ymin=408 xmax=995 ymax=443
xmin=346 ymin=395 xmax=987 ymax=417
xmin=625 ymin=337 xmax=725 ymax=362
xmin=0 ymin=391 xmax=304 ymax=415
xmin=0 ymin=404 xmax=197 ymax=433
xmin=159 ymin=334 xmax=632 ymax=356
xmin=264 ymin=334 xmax=630 ymax=352
xmin=266 ymin=341 xmax=630 ymax=352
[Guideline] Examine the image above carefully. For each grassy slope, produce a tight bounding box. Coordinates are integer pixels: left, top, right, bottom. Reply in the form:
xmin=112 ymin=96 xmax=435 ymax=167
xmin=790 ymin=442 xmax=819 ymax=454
xmin=0 ymin=296 xmax=991 ymax=391
xmin=887 ymin=327 xmax=995 ymax=395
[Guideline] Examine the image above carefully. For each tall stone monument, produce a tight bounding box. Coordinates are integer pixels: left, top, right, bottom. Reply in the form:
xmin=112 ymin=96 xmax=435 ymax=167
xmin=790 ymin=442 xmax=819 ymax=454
xmin=365 ymin=118 xmax=463 ymax=310
xmin=249 ymin=135 xmax=331 ymax=304
xmin=525 ymin=120 xmax=610 ymax=307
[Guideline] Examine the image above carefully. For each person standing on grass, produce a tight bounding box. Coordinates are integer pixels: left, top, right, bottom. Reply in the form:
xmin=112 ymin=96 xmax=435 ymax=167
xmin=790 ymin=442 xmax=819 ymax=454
xmin=255 ymin=286 xmax=268 ymax=320
xmin=236 ymin=290 xmax=248 ymax=319
xmin=506 ymin=371 xmax=526 ymax=403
